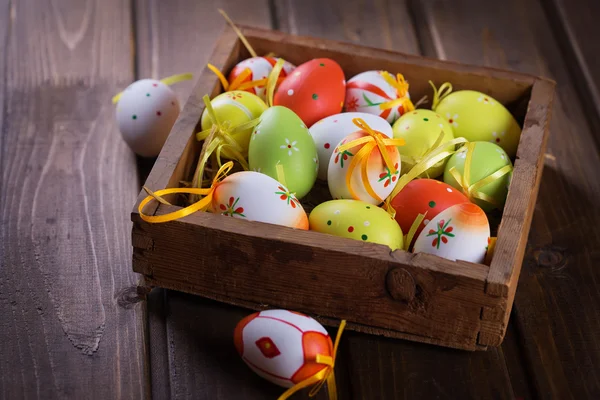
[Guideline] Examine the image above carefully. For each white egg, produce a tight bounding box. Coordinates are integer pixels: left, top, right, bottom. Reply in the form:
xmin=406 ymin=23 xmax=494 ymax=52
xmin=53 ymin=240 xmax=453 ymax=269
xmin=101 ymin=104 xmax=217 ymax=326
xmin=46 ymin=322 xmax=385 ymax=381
xmin=115 ymin=79 xmax=180 ymax=157
xmin=327 ymin=130 xmax=401 ymax=205
xmin=309 ymin=112 xmax=392 ymax=180
xmin=210 ymin=171 xmax=308 ymax=229
xmin=234 ymin=310 xmax=332 ymax=388
xmin=413 ymin=202 xmax=490 ymax=263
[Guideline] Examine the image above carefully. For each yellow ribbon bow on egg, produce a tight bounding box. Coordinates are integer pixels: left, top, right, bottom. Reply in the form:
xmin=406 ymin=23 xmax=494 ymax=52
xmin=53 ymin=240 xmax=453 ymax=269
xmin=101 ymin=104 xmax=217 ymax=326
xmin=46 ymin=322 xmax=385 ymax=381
xmin=278 ymin=320 xmax=346 ymax=400
xmin=429 ymin=80 xmax=453 ymax=111
xmin=336 ymin=118 xmax=406 ymax=203
xmin=448 ymin=142 xmax=512 ymax=208
xmin=378 ymin=72 xmax=415 ymax=113
xmin=138 ymin=161 xmax=234 ymax=223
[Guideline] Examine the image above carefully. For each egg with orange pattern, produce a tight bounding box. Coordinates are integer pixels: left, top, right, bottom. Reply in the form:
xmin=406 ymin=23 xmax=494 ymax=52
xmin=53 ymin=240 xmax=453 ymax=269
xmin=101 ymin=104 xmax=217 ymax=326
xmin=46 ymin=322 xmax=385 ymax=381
xmin=413 ymin=202 xmax=490 ymax=263
xmin=234 ymin=309 xmax=333 ymax=388
xmin=389 ymin=179 xmax=469 ymax=248
xmin=228 ymin=57 xmax=296 ymax=100
xmin=274 ymin=58 xmax=346 ymax=127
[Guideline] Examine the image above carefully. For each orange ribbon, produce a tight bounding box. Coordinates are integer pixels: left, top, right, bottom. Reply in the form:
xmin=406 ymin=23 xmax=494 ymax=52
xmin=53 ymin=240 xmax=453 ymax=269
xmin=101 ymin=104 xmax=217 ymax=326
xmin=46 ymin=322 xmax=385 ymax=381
xmin=379 ymin=72 xmax=415 ymax=112
xmin=278 ymin=320 xmax=346 ymax=400
xmin=336 ymin=118 xmax=405 ymax=203
xmin=138 ymin=161 xmax=234 ymax=223
xmin=207 ymin=63 xmax=286 ymax=94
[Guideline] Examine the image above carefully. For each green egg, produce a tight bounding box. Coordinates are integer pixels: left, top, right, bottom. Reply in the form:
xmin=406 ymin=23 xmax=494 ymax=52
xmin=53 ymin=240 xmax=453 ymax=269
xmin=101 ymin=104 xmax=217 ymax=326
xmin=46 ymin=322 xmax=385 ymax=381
xmin=309 ymin=199 xmax=404 ymax=250
xmin=392 ymin=109 xmax=455 ymax=178
xmin=443 ymin=141 xmax=513 ymax=212
xmin=248 ymin=106 xmax=318 ymax=199
xmin=433 ymin=90 xmax=521 ymax=158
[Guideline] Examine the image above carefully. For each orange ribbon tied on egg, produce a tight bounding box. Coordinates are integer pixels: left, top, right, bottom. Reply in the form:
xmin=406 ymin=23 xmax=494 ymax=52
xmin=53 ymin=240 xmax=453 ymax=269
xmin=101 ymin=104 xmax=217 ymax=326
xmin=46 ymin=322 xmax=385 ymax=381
xmin=278 ymin=320 xmax=346 ymax=400
xmin=336 ymin=118 xmax=406 ymax=203
xmin=138 ymin=161 xmax=234 ymax=223
xmin=378 ymin=71 xmax=415 ymax=113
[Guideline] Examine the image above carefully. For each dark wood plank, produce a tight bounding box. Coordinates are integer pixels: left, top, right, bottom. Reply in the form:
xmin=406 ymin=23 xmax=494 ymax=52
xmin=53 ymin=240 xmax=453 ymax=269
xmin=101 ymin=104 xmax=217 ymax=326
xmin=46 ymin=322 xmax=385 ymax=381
xmin=0 ymin=0 xmax=148 ymax=398
xmin=133 ymin=1 xmax=275 ymax=398
xmin=413 ymin=0 xmax=600 ymax=398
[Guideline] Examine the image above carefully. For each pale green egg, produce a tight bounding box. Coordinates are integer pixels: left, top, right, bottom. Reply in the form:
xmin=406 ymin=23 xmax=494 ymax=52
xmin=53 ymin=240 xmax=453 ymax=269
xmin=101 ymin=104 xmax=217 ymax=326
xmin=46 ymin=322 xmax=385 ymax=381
xmin=433 ymin=90 xmax=521 ymax=158
xmin=392 ymin=109 xmax=455 ymax=178
xmin=309 ymin=199 xmax=404 ymax=250
xmin=443 ymin=141 xmax=513 ymax=212
xmin=248 ymin=106 xmax=318 ymax=199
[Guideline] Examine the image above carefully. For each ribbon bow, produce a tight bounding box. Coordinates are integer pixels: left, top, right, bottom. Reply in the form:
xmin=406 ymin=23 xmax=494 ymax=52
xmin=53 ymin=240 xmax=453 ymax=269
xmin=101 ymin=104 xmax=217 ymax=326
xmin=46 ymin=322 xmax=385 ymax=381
xmin=336 ymin=118 xmax=405 ymax=203
xmin=429 ymin=81 xmax=453 ymax=110
xmin=138 ymin=161 xmax=234 ymax=223
xmin=448 ymin=143 xmax=512 ymax=208
xmin=111 ymin=73 xmax=193 ymax=104
xmin=378 ymin=71 xmax=415 ymax=113
xmin=278 ymin=320 xmax=346 ymax=400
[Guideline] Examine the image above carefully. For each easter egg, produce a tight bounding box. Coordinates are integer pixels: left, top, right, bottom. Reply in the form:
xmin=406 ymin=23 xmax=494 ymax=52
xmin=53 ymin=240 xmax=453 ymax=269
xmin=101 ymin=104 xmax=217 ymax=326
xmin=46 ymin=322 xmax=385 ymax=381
xmin=228 ymin=57 xmax=296 ymax=100
xmin=210 ymin=171 xmax=308 ymax=229
xmin=392 ymin=109 xmax=455 ymax=178
xmin=309 ymin=199 xmax=404 ymax=250
xmin=234 ymin=309 xmax=333 ymax=388
xmin=443 ymin=142 xmax=513 ymax=212
xmin=248 ymin=106 xmax=318 ymax=199
xmin=115 ymin=79 xmax=180 ymax=157
xmin=327 ymin=131 xmax=401 ymax=204
xmin=413 ymin=202 xmax=490 ymax=263
xmin=309 ymin=112 xmax=392 ymax=180
xmin=433 ymin=90 xmax=521 ymax=157
xmin=389 ymin=179 xmax=469 ymax=247
xmin=345 ymin=70 xmax=412 ymax=124
xmin=274 ymin=58 xmax=346 ymax=127
xmin=200 ymin=91 xmax=268 ymax=155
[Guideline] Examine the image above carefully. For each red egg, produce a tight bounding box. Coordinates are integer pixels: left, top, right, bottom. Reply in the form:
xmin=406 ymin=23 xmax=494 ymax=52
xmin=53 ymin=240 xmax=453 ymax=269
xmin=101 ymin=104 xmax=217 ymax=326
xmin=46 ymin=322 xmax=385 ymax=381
xmin=274 ymin=58 xmax=346 ymax=127
xmin=389 ymin=179 xmax=469 ymax=247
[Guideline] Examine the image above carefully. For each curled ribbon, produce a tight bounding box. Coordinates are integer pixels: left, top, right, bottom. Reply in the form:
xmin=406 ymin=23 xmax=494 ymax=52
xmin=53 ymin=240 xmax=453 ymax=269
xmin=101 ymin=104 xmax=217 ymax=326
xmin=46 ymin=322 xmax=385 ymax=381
xmin=194 ymin=95 xmax=257 ymax=187
xmin=138 ymin=161 xmax=234 ymax=223
xmin=278 ymin=320 xmax=346 ymax=400
xmin=336 ymin=118 xmax=406 ymax=203
xmin=207 ymin=63 xmax=286 ymax=94
xmin=429 ymin=81 xmax=453 ymax=110
xmin=448 ymin=143 xmax=512 ymax=208
xmin=112 ymin=73 xmax=193 ymax=104
xmin=403 ymin=213 xmax=427 ymax=251
xmin=378 ymin=72 xmax=415 ymax=113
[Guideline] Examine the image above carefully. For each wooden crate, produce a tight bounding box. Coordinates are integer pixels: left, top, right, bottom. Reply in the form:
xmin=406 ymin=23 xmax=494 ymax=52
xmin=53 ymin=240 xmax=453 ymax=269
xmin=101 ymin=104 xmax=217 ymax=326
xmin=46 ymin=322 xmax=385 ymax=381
xmin=131 ymin=25 xmax=555 ymax=351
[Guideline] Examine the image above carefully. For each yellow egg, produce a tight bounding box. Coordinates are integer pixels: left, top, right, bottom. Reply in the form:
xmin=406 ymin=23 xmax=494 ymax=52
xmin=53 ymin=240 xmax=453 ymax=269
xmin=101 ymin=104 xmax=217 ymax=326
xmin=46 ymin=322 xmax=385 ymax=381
xmin=200 ymin=91 xmax=268 ymax=156
xmin=309 ymin=199 xmax=404 ymax=250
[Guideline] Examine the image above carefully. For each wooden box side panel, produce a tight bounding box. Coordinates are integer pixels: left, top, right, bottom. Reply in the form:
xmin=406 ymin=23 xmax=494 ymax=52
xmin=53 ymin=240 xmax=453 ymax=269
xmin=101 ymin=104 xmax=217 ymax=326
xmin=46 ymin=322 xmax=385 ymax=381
xmin=132 ymin=207 xmax=504 ymax=350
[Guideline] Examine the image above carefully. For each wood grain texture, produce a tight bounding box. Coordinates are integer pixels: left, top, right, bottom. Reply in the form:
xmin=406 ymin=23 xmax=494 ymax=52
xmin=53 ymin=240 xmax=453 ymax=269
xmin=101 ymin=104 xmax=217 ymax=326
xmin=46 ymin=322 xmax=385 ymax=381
xmin=0 ymin=0 xmax=148 ymax=398
xmin=414 ymin=0 xmax=600 ymax=398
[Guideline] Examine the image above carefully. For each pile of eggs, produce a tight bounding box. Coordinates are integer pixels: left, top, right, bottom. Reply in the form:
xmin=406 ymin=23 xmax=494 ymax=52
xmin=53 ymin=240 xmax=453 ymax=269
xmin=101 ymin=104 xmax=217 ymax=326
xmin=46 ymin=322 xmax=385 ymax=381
xmin=121 ymin=54 xmax=521 ymax=265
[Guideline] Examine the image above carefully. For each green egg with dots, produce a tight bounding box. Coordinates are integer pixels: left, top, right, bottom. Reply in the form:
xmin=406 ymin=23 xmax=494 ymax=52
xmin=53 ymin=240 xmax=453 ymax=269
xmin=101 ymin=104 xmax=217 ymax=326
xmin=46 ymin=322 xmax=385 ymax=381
xmin=309 ymin=199 xmax=404 ymax=250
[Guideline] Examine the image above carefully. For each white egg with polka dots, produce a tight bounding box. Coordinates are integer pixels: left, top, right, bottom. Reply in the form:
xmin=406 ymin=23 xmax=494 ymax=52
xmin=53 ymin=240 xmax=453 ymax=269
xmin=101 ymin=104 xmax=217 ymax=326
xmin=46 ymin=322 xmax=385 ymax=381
xmin=115 ymin=79 xmax=180 ymax=157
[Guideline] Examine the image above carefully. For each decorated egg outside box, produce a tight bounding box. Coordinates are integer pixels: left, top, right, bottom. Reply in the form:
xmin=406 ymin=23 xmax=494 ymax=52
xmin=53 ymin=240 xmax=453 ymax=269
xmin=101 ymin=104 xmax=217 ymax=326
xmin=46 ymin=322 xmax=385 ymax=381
xmin=274 ymin=58 xmax=346 ymax=127
xmin=249 ymin=106 xmax=318 ymax=199
xmin=413 ymin=202 xmax=490 ymax=263
xmin=200 ymin=91 xmax=268 ymax=155
xmin=210 ymin=171 xmax=308 ymax=230
xmin=116 ymin=79 xmax=180 ymax=157
xmin=309 ymin=199 xmax=404 ymax=250
xmin=228 ymin=57 xmax=296 ymax=100
xmin=434 ymin=90 xmax=521 ymax=157
xmin=234 ymin=310 xmax=333 ymax=388
xmin=309 ymin=112 xmax=392 ymax=180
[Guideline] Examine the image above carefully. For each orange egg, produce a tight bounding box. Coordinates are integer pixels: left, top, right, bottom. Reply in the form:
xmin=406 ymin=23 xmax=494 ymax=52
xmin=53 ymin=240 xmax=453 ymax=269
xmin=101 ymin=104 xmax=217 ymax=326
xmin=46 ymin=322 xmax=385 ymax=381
xmin=274 ymin=58 xmax=346 ymax=127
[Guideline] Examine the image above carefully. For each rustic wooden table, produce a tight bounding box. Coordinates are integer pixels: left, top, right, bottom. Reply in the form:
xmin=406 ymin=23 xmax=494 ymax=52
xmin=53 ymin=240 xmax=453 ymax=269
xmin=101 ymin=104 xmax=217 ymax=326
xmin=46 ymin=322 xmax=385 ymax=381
xmin=2 ymin=0 xmax=599 ymax=399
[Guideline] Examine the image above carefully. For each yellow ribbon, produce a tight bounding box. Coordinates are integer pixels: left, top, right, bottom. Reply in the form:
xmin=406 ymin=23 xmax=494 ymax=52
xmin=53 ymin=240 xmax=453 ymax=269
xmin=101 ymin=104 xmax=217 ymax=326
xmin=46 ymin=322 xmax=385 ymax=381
xmin=266 ymin=58 xmax=285 ymax=107
xmin=336 ymin=118 xmax=405 ymax=203
xmin=138 ymin=161 xmax=234 ymax=223
xmin=401 ymin=130 xmax=449 ymax=172
xmin=194 ymin=95 xmax=255 ymax=187
xmin=379 ymin=72 xmax=415 ymax=112
xmin=429 ymin=81 xmax=453 ymax=110
xmin=112 ymin=73 xmax=193 ymax=104
xmin=402 ymin=213 xmax=427 ymax=251
xmin=218 ymin=9 xmax=258 ymax=58
xmin=207 ymin=63 xmax=286 ymax=94
xmin=278 ymin=320 xmax=346 ymax=400
xmin=448 ymin=143 xmax=512 ymax=207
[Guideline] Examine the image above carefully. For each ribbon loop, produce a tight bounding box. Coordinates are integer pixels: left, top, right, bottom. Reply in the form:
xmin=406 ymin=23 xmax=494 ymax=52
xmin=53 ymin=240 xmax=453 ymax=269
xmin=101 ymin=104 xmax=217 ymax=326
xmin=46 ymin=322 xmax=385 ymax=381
xmin=429 ymin=81 xmax=453 ymax=110
xmin=112 ymin=73 xmax=193 ymax=104
xmin=378 ymin=72 xmax=415 ymax=113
